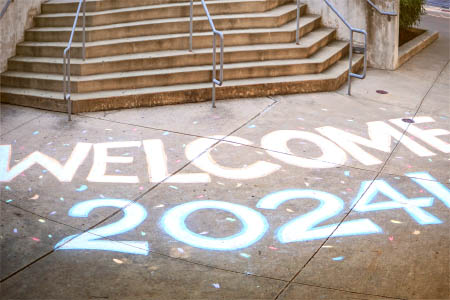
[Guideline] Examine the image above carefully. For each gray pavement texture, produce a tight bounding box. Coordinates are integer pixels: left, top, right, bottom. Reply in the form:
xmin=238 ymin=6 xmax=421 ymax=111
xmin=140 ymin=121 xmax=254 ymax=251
xmin=0 ymin=12 xmax=449 ymax=300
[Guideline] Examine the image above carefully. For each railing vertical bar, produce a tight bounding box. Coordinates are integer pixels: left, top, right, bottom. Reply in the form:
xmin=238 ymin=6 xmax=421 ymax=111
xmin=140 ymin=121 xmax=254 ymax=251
xmin=82 ymin=0 xmax=86 ymax=60
xmin=63 ymin=0 xmax=86 ymax=121
xmin=190 ymin=0 xmax=224 ymax=108
xmin=212 ymin=33 xmax=217 ymax=108
xmin=348 ymin=31 xmax=353 ymax=95
xmin=189 ymin=0 xmax=193 ymax=52
xmin=296 ymin=0 xmax=300 ymax=44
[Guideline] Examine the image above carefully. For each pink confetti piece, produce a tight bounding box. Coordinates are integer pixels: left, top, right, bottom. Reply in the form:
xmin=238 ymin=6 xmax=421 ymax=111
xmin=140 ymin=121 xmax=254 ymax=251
xmin=31 ymin=237 xmax=40 ymax=242
xmin=389 ymin=236 xmax=394 ymax=241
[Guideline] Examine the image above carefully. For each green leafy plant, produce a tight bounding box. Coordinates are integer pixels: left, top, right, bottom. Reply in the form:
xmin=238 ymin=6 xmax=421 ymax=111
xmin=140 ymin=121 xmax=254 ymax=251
xmin=400 ymin=0 xmax=426 ymax=29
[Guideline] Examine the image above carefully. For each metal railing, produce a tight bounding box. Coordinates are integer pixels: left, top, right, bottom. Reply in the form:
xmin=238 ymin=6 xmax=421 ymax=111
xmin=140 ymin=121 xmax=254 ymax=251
xmin=189 ymin=0 xmax=224 ymax=108
xmin=366 ymin=0 xmax=397 ymax=17
xmin=64 ymin=0 xmax=86 ymax=121
xmin=0 ymin=0 xmax=13 ymax=19
xmin=295 ymin=0 xmax=397 ymax=95
xmin=323 ymin=0 xmax=367 ymax=95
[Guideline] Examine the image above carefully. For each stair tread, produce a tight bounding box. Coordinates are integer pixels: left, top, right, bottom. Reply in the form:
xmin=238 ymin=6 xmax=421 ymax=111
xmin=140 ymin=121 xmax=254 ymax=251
xmin=19 ymin=16 xmax=318 ymax=48
xmin=0 ymin=56 xmax=363 ymax=101
xmin=10 ymin=28 xmax=334 ymax=64
xmin=3 ymin=41 xmax=347 ymax=81
xmin=29 ymin=3 xmax=297 ymax=32
xmin=37 ymin=0 xmax=271 ymax=18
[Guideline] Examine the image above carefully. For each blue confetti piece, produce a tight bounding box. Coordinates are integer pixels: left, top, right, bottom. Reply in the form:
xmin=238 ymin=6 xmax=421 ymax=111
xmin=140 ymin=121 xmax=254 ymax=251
xmin=240 ymin=253 xmax=251 ymax=258
xmin=5 ymin=186 xmax=11 ymax=191
xmin=344 ymin=171 xmax=350 ymax=177
xmin=33 ymin=131 xmax=39 ymax=135
xmin=226 ymin=217 xmax=236 ymax=222
xmin=162 ymin=132 xmax=170 ymax=136
xmin=6 ymin=199 xmax=13 ymax=203
xmin=13 ymin=228 xmax=18 ymax=233
xmin=59 ymin=197 xmax=64 ymax=201
xmin=248 ymin=125 xmax=256 ymax=129
xmin=169 ymin=185 xmax=178 ymax=190
xmin=76 ymin=185 xmax=88 ymax=192
xmin=141 ymin=231 xmax=146 ymax=236
xmin=332 ymin=256 xmax=344 ymax=261
xmin=212 ymin=283 xmax=220 ymax=289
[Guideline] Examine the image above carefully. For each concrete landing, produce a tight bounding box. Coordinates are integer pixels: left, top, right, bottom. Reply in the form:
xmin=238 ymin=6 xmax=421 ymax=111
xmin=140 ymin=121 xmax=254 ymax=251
xmin=0 ymin=12 xmax=449 ymax=300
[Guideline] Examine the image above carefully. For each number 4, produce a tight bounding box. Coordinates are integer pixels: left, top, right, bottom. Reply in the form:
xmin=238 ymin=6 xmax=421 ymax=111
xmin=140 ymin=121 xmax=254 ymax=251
xmin=352 ymin=180 xmax=442 ymax=225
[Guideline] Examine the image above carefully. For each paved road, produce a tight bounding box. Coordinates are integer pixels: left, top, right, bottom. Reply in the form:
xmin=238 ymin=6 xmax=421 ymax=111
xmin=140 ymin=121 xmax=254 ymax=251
xmin=427 ymin=0 xmax=450 ymax=9
xmin=0 ymin=13 xmax=449 ymax=300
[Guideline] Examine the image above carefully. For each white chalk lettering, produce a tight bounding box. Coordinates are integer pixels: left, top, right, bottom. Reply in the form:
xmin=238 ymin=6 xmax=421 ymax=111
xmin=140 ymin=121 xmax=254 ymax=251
xmin=185 ymin=136 xmax=281 ymax=180
xmin=0 ymin=143 xmax=92 ymax=182
xmin=87 ymin=141 xmax=141 ymax=183
xmin=143 ymin=139 xmax=210 ymax=183
xmin=261 ymin=130 xmax=347 ymax=168
xmin=316 ymin=121 xmax=435 ymax=165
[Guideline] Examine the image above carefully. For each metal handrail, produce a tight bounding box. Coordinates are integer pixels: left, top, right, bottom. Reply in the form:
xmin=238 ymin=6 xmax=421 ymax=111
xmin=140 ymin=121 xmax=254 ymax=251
xmin=322 ymin=0 xmax=367 ymax=95
xmin=366 ymin=0 xmax=397 ymax=16
xmin=189 ymin=0 xmax=224 ymax=108
xmin=63 ymin=0 xmax=86 ymax=121
xmin=295 ymin=0 xmax=397 ymax=95
xmin=0 ymin=0 xmax=13 ymax=19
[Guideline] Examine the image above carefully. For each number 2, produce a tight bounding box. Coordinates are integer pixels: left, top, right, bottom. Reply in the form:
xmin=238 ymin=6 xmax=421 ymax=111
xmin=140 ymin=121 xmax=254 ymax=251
xmin=55 ymin=199 xmax=149 ymax=255
xmin=257 ymin=189 xmax=382 ymax=243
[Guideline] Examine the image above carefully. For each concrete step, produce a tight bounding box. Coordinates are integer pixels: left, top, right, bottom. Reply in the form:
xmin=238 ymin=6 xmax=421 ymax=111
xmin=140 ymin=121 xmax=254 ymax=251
xmin=36 ymin=0 xmax=292 ymax=27
xmin=8 ymin=28 xmax=335 ymax=75
xmin=42 ymin=0 xmax=230 ymax=14
xmin=16 ymin=16 xmax=320 ymax=58
xmin=1 ymin=41 xmax=348 ymax=93
xmin=26 ymin=4 xmax=299 ymax=42
xmin=0 ymin=55 xmax=364 ymax=113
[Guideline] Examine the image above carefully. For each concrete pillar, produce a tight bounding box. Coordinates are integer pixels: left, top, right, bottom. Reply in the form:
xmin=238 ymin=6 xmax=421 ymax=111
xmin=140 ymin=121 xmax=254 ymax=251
xmin=366 ymin=0 xmax=399 ymax=70
xmin=302 ymin=0 xmax=400 ymax=70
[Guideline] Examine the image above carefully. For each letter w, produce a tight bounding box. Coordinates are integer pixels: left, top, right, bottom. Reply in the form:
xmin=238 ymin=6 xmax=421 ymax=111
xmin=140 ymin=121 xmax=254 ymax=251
xmin=316 ymin=121 xmax=435 ymax=165
xmin=0 ymin=143 xmax=92 ymax=182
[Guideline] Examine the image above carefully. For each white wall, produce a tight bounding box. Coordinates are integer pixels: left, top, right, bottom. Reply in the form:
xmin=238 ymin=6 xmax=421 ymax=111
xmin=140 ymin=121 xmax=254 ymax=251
xmin=0 ymin=0 xmax=48 ymax=73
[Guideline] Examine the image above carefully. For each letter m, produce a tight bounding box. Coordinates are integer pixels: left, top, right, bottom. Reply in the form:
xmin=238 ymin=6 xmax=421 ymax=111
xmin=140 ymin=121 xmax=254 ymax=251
xmin=316 ymin=121 xmax=435 ymax=166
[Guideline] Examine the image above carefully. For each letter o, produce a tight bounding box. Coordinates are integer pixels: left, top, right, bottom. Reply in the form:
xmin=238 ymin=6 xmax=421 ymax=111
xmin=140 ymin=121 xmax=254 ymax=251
xmin=161 ymin=200 xmax=269 ymax=251
xmin=261 ymin=130 xmax=347 ymax=168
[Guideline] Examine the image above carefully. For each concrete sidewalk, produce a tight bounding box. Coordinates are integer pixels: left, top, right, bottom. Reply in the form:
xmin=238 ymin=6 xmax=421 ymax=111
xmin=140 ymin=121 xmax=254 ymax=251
xmin=0 ymin=11 xmax=449 ymax=300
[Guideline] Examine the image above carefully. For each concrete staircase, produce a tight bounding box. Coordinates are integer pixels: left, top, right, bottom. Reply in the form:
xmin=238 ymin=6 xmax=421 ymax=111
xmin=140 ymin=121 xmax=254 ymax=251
xmin=0 ymin=0 xmax=363 ymax=113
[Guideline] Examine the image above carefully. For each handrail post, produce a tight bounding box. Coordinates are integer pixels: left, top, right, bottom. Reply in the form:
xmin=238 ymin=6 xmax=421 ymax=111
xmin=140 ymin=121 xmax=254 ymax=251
xmin=82 ymin=0 xmax=86 ymax=60
xmin=347 ymin=31 xmax=353 ymax=95
xmin=68 ymin=53 xmax=72 ymax=121
xmin=296 ymin=0 xmax=300 ymax=44
xmin=212 ymin=33 xmax=217 ymax=108
xmin=189 ymin=0 xmax=193 ymax=52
